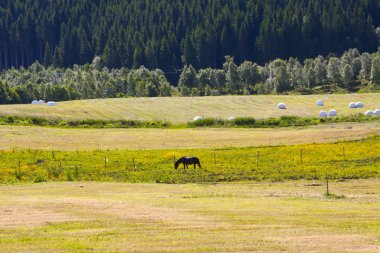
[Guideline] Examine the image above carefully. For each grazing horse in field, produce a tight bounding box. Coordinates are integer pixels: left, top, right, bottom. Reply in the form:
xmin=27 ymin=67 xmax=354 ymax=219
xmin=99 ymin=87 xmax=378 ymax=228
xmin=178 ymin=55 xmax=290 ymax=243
xmin=175 ymin=156 xmax=201 ymax=170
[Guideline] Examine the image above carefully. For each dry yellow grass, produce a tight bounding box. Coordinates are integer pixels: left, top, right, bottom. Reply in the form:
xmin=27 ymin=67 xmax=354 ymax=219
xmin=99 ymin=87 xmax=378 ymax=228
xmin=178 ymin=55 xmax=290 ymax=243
xmin=0 ymin=122 xmax=378 ymax=150
xmin=0 ymin=93 xmax=379 ymax=123
xmin=0 ymin=180 xmax=379 ymax=252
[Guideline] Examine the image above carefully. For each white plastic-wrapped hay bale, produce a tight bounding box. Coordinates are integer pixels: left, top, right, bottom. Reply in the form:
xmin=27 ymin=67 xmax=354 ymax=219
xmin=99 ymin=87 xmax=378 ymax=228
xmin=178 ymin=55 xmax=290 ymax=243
xmin=319 ymin=110 xmax=328 ymax=118
xmin=228 ymin=116 xmax=236 ymax=121
xmin=356 ymin=102 xmax=364 ymax=108
xmin=316 ymin=100 xmax=324 ymax=106
xmin=364 ymin=110 xmax=374 ymax=116
xmin=193 ymin=116 xmax=203 ymax=121
xmin=374 ymin=109 xmax=380 ymax=116
xmin=277 ymin=103 xmax=286 ymax=109
xmin=38 ymin=100 xmax=45 ymax=104
xmin=348 ymin=102 xmax=357 ymax=108
xmin=328 ymin=109 xmax=337 ymax=117
xmin=31 ymin=100 xmax=38 ymax=105
xmin=47 ymin=101 xmax=57 ymax=106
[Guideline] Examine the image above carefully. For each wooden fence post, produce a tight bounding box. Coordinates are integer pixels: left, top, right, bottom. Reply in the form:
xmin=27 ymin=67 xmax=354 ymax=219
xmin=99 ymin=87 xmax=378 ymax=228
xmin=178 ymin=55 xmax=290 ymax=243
xmin=214 ymin=149 xmax=216 ymax=169
xmin=104 ymin=157 xmax=107 ymax=174
xmin=342 ymin=146 xmax=346 ymax=167
xmin=256 ymin=151 xmax=260 ymax=166
xmin=15 ymin=157 xmax=21 ymax=180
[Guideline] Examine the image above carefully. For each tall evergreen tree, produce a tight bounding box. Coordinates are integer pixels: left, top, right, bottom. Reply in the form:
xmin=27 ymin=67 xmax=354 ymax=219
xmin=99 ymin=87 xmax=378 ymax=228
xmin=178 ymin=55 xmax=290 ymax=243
xmin=43 ymin=43 xmax=52 ymax=67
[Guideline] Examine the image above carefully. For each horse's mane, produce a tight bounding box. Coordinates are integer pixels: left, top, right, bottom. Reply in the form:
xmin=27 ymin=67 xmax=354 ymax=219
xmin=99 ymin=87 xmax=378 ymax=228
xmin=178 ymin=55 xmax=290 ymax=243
xmin=175 ymin=156 xmax=186 ymax=166
xmin=174 ymin=159 xmax=181 ymax=166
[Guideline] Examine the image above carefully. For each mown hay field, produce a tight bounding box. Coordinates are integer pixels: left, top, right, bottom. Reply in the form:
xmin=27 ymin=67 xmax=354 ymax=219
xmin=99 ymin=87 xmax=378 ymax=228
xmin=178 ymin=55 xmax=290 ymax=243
xmin=0 ymin=121 xmax=379 ymax=151
xmin=0 ymin=94 xmax=379 ymax=123
xmin=0 ymin=180 xmax=379 ymax=252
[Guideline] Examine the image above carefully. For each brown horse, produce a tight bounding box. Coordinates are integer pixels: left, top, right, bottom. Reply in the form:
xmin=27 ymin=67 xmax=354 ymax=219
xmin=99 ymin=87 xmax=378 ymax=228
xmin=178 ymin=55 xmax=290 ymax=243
xmin=174 ymin=156 xmax=201 ymax=170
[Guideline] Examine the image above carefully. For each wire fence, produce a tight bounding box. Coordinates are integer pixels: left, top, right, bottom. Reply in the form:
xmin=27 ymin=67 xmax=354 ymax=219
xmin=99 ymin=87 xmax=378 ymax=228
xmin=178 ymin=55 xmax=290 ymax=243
xmin=0 ymin=140 xmax=379 ymax=183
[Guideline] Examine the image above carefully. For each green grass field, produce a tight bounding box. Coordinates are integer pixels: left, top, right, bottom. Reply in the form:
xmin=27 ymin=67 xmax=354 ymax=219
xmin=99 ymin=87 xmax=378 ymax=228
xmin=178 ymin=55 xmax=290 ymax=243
xmin=0 ymin=94 xmax=379 ymax=123
xmin=1 ymin=135 xmax=379 ymax=184
xmin=0 ymin=180 xmax=379 ymax=252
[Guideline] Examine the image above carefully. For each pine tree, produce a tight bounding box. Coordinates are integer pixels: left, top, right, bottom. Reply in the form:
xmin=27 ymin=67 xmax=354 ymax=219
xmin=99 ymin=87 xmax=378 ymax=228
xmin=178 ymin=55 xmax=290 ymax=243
xmin=133 ymin=46 xmax=144 ymax=68
xmin=159 ymin=37 xmax=171 ymax=71
xmin=182 ymin=34 xmax=197 ymax=66
xmin=43 ymin=43 xmax=52 ymax=67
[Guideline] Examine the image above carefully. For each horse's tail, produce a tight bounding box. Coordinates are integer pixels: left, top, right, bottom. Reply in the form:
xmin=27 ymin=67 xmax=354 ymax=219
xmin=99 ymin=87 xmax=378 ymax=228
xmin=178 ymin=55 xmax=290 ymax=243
xmin=197 ymin=159 xmax=201 ymax=168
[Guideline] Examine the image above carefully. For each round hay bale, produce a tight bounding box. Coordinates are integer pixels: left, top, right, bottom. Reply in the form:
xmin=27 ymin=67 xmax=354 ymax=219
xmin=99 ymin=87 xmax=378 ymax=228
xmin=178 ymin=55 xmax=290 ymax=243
xmin=319 ymin=110 xmax=328 ymax=118
xmin=356 ymin=102 xmax=364 ymax=108
xmin=374 ymin=109 xmax=380 ymax=116
xmin=364 ymin=110 xmax=374 ymax=116
xmin=38 ymin=100 xmax=45 ymax=104
xmin=277 ymin=103 xmax=286 ymax=109
xmin=328 ymin=109 xmax=337 ymax=117
xmin=348 ymin=102 xmax=357 ymax=108
xmin=193 ymin=116 xmax=203 ymax=121
xmin=47 ymin=101 xmax=57 ymax=106
xmin=316 ymin=100 xmax=324 ymax=106
xmin=31 ymin=100 xmax=38 ymax=105
xmin=228 ymin=116 xmax=236 ymax=121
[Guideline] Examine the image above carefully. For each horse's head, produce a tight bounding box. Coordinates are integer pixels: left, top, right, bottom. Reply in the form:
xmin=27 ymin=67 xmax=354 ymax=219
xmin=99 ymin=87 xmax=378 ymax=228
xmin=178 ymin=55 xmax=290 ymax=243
xmin=196 ymin=158 xmax=201 ymax=168
xmin=174 ymin=160 xmax=180 ymax=169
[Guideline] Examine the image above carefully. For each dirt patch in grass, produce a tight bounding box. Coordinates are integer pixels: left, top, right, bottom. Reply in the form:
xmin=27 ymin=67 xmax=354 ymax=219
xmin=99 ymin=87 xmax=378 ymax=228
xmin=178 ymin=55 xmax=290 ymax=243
xmin=0 ymin=204 xmax=85 ymax=228
xmin=0 ymin=195 xmax=225 ymax=229
xmin=271 ymin=234 xmax=380 ymax=252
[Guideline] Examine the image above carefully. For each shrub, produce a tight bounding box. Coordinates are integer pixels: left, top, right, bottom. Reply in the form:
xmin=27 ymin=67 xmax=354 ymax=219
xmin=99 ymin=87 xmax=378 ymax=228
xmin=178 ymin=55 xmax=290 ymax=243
xmin=34 ymin=173 xmax=47 ymax=183
xmin=5 ymin=116 xmax=14 ymax=123
xmin=29 ymin=117 xmax=45 ymax=125
xmin=233 ymin=117 xmax=256 ymax=126
xmin=189 ymin=118 xmax=220 ymax=127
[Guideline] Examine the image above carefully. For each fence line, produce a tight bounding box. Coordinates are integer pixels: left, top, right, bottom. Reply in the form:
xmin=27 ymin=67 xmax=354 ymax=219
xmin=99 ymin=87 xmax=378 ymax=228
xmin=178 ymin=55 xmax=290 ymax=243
xmin=1 ymin=142 xmax=379 ymax=182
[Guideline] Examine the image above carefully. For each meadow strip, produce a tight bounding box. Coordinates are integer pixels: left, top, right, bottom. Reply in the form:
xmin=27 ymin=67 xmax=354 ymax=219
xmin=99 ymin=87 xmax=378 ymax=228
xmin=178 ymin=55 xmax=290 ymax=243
xmin=0 ymin=136 xmax=379 ymax=183
xmin=0 ymin=93 xmax=379 ymax=123
xmin=1 ymin=114 xmax=380 ymax=129
xmin=0 ymin=122 xmax=378 ymax=150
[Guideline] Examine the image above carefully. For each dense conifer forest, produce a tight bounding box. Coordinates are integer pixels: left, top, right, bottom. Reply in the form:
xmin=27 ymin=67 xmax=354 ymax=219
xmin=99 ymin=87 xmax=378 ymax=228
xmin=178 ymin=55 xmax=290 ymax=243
xmin=0 ymin=0 xmax=380 ymax=103
xmin=1 ymin=0 xmax=379 ymax=71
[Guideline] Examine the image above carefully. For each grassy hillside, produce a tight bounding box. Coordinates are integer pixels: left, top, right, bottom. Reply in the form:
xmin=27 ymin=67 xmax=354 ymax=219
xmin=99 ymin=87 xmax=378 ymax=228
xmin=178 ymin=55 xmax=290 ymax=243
xmin=0 ymin=94 xmax=379 ymax=123
xmin=1 ymin=180 xmax=379 ymax=252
